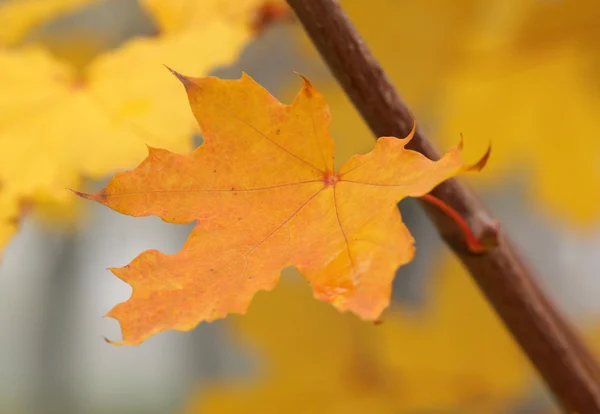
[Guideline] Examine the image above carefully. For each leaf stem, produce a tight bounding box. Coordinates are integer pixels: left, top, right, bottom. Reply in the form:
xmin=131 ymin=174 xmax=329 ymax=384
xmin=285 ymin=0 xmax=600 ymax=412
xmin=419 ymin=193 xmax=487 ymax=254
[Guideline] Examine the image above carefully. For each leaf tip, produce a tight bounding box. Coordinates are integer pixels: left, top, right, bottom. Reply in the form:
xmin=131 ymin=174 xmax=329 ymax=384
xmin=293 ymin=71 xmax=311 ymax=85
xmin=103 ymin=336 xmax=124 ymax=346
xmin=108 ymin=266 xmax=129 ymax=282
xmin=380 ymin=120 xmax=416 ymax=145
xmin=144 ymin=143 xmax=159 ymax=156
xmin=164 ymin=65 xmax=194 ymax=88
xmin=406 ymin=119 xmax=416 ymax=141
xmin=293 ymin=71 xmax=315 ymax=97
xmin=104 ymin=310 xmax=136 ymax=346
xmin=69 ymin=188 xmax=94 ymax=201
xmin=466 ymin=141 xmax=492 ymax=172
xmin=239 ymin=71 xmax=258 ymax=86
xmin=71 ymin=188 xmax=107 ymax=204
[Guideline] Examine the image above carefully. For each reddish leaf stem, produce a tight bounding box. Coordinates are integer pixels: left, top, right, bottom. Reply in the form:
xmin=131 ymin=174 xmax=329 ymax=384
xmin=285 ymin=0 xmax=600 ymax=412
xmin=419 ymin=193 xmax=486 ymax=254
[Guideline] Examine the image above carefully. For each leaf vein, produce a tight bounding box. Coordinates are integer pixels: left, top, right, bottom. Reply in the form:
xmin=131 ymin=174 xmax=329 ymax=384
xmin=101 ymin=180 xmax=323 ymax=197
xmin=212 ymin=100 xmax=325 ymax=174
xmin=338 ymin=180 xmax=410 ymax=188
xmin=208 ymin=186 xmax=327 ymax=280
xmin=332 ymin=184 xmax=356 ymax=279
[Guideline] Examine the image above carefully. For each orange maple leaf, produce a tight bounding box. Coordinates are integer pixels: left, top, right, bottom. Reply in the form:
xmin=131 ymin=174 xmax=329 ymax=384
xmin=77 ymin=72 xmax=487 ymax=345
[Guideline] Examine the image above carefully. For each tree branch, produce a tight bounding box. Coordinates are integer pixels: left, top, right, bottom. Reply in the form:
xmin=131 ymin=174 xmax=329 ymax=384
xmin=285 ymin=0 xmax=600 ymax=411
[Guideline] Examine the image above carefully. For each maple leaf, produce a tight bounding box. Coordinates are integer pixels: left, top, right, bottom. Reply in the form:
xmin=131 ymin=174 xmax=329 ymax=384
xmin=0 ymin=0 xmax=268 ymax=251
xmin=181 ymin=263 xmax=532 ymax=414
xmin=77 ymin=72 xmax=487 ymax=345
xmin=0 ymin=0 xmax=98 ymax=46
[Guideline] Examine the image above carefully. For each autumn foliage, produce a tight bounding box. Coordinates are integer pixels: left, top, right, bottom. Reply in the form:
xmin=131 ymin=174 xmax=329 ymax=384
xmin=3 ymin=1 xmax=599 ymax=412
xmin=77 ymin=71 xmax=487 ymax=345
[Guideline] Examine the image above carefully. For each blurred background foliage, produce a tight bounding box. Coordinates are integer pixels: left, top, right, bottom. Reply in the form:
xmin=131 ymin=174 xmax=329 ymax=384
xmin=0 ymin=0 xmax=599 ymax=413
xmin=294 ymin=0 xmax=600 ymax=226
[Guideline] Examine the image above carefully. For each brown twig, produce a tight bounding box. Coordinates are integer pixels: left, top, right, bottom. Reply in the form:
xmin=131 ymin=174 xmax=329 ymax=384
xmin=285 ymin=0 xmax=600 ymax=412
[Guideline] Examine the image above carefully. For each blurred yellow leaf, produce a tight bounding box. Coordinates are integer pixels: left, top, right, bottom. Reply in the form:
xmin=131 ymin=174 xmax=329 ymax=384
xmin=140 ymin=0 xmax=286 ymax=34
xmin=33 ymin=33 xmax=109 ymax=71
xmin=437 ymin=0 xmax=600 ymax=224
xmin=512 ymin=0 xmax=600 ymax=53
xmin=0 ymin=0 xmax=99 ymax=46
xmin=184 ymin=257 xmax=533 ymax=414
xmin=0 ymin=2 xmax=262 ymax=250
xmin=439 ymin=47 xmax=600 ymax=223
